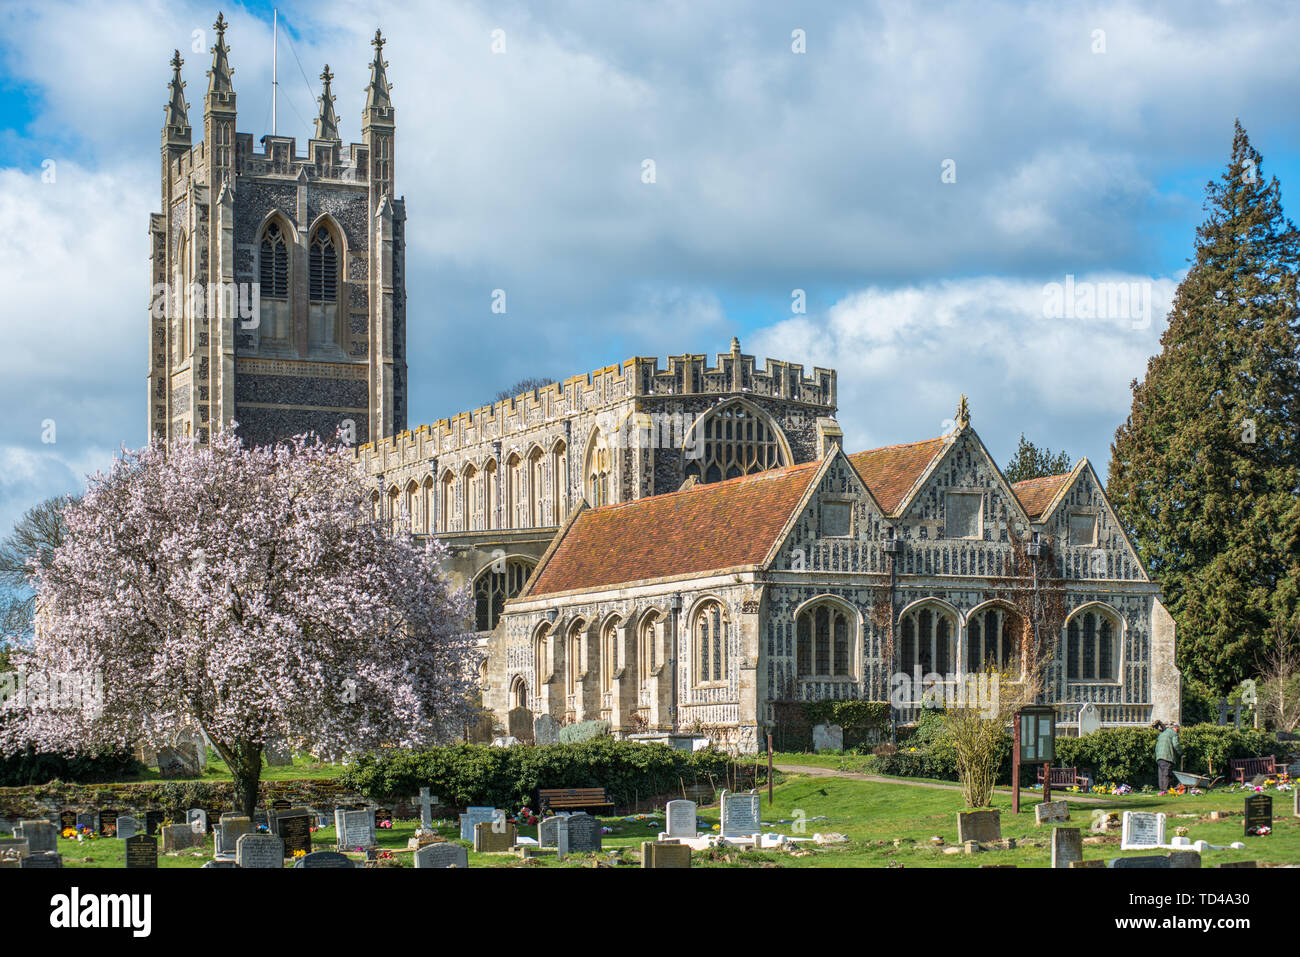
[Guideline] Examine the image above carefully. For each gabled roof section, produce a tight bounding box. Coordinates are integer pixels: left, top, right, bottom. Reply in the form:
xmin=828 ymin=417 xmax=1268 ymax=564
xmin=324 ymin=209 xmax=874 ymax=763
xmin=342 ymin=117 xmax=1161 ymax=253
xmin=847 ymin=436 xmax=948 ymax=515
xmin=1011 ymin=464 xmax=1081 ymax=520
xmin=523 ymin=460 xmax=824 ymax=598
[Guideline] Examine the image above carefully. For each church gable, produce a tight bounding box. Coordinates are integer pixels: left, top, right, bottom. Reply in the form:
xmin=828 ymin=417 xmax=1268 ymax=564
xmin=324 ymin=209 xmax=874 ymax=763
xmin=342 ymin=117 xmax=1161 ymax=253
xmin=1036 ymin=460 xmax=1150 ymax=583
xmin=768 ymin=449 xmax=890 ymax=574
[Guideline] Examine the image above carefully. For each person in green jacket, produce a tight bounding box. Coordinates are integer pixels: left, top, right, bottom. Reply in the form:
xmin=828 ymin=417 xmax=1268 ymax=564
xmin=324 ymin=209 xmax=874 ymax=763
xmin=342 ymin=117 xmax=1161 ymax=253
xmin=1155 ymin=721 xmax=1182 ymax=791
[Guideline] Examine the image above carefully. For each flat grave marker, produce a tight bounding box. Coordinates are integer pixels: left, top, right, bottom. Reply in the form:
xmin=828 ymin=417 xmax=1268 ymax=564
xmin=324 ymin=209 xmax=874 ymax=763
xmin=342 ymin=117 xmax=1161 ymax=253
xmin=414 ymin=843 xmax=469 ymax=868
xmin=125 ymin=834 xmax=158 ymax=869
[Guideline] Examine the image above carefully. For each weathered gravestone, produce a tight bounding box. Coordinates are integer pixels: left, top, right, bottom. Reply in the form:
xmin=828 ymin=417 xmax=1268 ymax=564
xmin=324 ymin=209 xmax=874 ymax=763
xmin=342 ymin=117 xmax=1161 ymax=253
xmin=160 ymin=824 xmax=204 ymax=853
xmin=144 ymin=810 xmax=165 ymax=835
xmin=202 ymin=860 xmax=238 ymax=868
xmin=554 ymin=816 xmax=569 ymax=859
xmin=539 ymin=814 xmax=567 ymax=848
xmin=264 ymin=741 xmax=293 ymax=766
xmin=374 ymin=806 xmax=394 ymax=831
xmin=173 ymin=727 xmax=207 ymax=770
xmin=490 ymin=735 xmax=520 ymax=748
xmin=1051 ymin=827 xmax=1083 ymax=868
xmin=1120 ymin=811 xmax=1166 ymax=850
xmin=125 ymin=834 xmax=158 ymax=868
xmin=1245 ymin=794 xmax=1272 ymax=836
xmin=16 ymin=820 xmax=57 ymax=854
xmin=1035 ymin=800 xmax=1070 ymax=825
xmin=414 ymin=842 xmax=469 ymax=868
xmin=720 ymin=789 xmax=761 ymax=839
xmin=294 ymin=851 xmax=354 ymax=868
xmin=642 ymin=840 xmax=691 ymax=868
xmin=812 ymin=723 xmax=844 ymax=753
xmin=218 ymin=816 xmax=252 ymax=859
xmin=415 ymin=788 xmax=438 ymax=829
xmin=459 ymin=807 xmax=499 ymax=841
xmin=665 ymin=799 xmax=698 ymax=838
xmin=0 ymin=839 xmax=29 ymax=860
xmin=98 ymin=809 xmax=118 ymax=836
xmin=75 ymin=812 xmax=95 ymax=833
xmin=533 ymin=713 xmax=560 ymax=746
xmin=236 ymin=833 xmax=285 ymax=868
xmin=278 ymin=810 xmax=313 ymax=858
xmin=187 ymin=809 xmax=208 ymax=835
xmin=1169 ymin=850 xmax=1202 ymax=868
xmin=506 ymin=706 xmax=534 ymax=743
xmin=1077 ymin=702 xmax=1101 ymax=737
xmin=115 ymin=816 xmax=140 ymax=842
xmin=565 ymin=812 xmax=602 ymax=852
xmin=20 ymin=851 xmax=62 ymax=868
xmin=956 ymin=810 xmax=1001 ymax=844
xmin=473 ymin=820 xmax=517 ymax=853
xmin=1108 ymin=855 xmax=1171 ymax=868
xmin=157 ymin=746 xmax=200 ymax=778
xmin=335 ymin=808 xmax=376 ymax=850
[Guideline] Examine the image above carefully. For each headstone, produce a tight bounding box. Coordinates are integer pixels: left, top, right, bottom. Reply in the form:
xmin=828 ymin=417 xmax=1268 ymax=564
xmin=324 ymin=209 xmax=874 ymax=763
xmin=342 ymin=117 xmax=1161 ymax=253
xmin=188 ymin=809 xmax=208 ymax=835
xmin=374 ymin=807 xmax=393 ymax=830
xmin=335 ymin=808 xmax=376 ymax=850
xmin=0 ymin=839 xmax=30 ymax=860
xmin=506 ymin=706 xmax=534 ymax=743
xmin=642 ymin=840 xmax=692 ymax=868
xmin=812 ymin=723 xmax=844 ymax=752
xmin=490 ymin=736 xmax=520 ymax=748
xmin=144 ymin=810 xmax=165 ymax=835
xmin=1169 ymin=850 xmax=1201 ymax=869
xmin=98 ymin=809 xmax=119 ymax=836
xmin=125 ymin=834 xmax=158 ymax=868
xmin=1077 ymin=702 xmax=1101 ymax=736
xmin=416 ymin=788 xmax=437 ymax=829
xmin=565 ymin=811 xmax=602 ymax=852
xmin=236 ymin=832 xmax=284 ymax=868
xmin=202 ymin=860 xmax=238 ymax=868
xmin=115 ymin=816 xmax=140 ymax=842
xmin=720 ymin=789 xmax=760 ymax=839
xmin=1051 ymin=827 xmax=1083 ymax=868
xmin=264 ymin=741 xmax=293 ymax=766
xmin=20 ymin=851 xmax=62 ymax=868
xmin=666 ymin=799 xmax=698 ymax=838
xmin=75 ymin=812 xmax=95 ymax=833
xmin=294 ymin=851 xmax=355 ymax=868
xmin=555 ymin=816 xmax=570 ymax=859
xmin=473 ymin=820 xmax=517 ymax=853
xmin=1035 ymin=800 xmax=1070 ymax=825
xmin=160 ymin=824 xmax=204 ymax=853
xmin=219 ymin=816 xmax=253 ymax=856
xmin=1244 ymin=794 xmax=1272 ymax=836
xmin=173 ymin=726 xmax=208 ymax=769
xmin=157 ymin=745 xmax=200 ymax=778
xmin=459 ymin=807 xmax=499 ymax=841
xmin=1217 ymin=861 xmax=1258 ymax=868
xmin=1069 ymin=859 xmax=1106 ymax=868
xmin=1120 ymin=811 xmax=1166 ymax=850
xmin=59 ymin=810 xmax=77 ymax=831
xmin=278 ymin=810 xmax=313 ymax=858
xmin=539 ymin=814 xmax=567 ymax=848
xmin=533 ymin=713 xmax=560 ymax=746
xmin=16 ymin=820 xmax=57 ymax=854
xmin=1108 ymin=855 xmax=1171 ymax=868
xmin=956 ymin=810 xmax=1001 ymax=844
xmin=414 ymin=843 xmax=469 ymax=868
xmin=467 ymin=712 xmax=496 ymax=744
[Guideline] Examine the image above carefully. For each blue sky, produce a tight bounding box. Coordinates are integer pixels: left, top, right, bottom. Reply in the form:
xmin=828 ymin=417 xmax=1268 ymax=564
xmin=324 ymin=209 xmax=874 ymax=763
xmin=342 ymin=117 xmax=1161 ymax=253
xmin=0 ymin=0 xmax=1297 ymax=541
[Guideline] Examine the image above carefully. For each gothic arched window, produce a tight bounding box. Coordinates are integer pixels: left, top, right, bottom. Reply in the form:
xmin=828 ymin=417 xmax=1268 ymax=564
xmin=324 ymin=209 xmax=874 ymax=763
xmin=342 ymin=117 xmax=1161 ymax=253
xmin=484 ymin=459 xmax=499 ymax=530
xmin=463 ymin=464 xmax=478 ymax=531
xmin=259 ymin=221 xmax=289 ymax=299
xmin=472 ymin=557 xmax=535 ymax=632
xmin=600 ymin=617 xmax=622 ymax=693
xmin=551 ymin=441 xmax=568 ymax=524
xmin=528 ymin=448 xmax=545 ymax=528
xmin=438 ymin=472 xmax=455 ymax=533
xmin=566 ymin=619 xmax=587 ymax=696
xmin=967 ymin=604 xmax=1021 ymax=674
xmin=796 ymin=602 xmax=854 ymax=678
xmin=1065 ymin=607 xmax=1119 ymax=681
xmin=308 ymin=226 xmax=338 ymax=302
xmin=585 ymin=431 xmax=612 ymax=507
xmin=899 ymin=603 xmax=955 ymax=675
xmin=693 ymin=600 xmax=729 ymax=685
xmin=638 ymin=610 xmax=662 ymax=687
xmin=684 ymin=402 xmax=786 ymax=484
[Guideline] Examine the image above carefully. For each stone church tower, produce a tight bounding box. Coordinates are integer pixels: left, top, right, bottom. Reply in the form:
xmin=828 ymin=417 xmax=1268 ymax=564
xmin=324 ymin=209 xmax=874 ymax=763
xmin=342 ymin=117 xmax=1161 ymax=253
xmin=147 ymin=14 xmax=407 ymax=448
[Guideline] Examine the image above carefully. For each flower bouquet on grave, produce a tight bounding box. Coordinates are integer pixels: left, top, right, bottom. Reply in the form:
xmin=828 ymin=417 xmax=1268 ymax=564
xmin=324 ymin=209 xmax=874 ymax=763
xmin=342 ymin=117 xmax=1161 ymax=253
xmin=378 ymin=819 xmax=393 ymax=829
xmin=80 ymin=827 xmax=96 ymax=841
xmin=1246 ymin=825 xmax=1271 ymax=837
xmin=293 ymin=849 xmax=306 ymax=859
xmin=61 ymin=827 xmax=76 ymax=840
xmin=103 ymin=824 xmax=116 ymax=837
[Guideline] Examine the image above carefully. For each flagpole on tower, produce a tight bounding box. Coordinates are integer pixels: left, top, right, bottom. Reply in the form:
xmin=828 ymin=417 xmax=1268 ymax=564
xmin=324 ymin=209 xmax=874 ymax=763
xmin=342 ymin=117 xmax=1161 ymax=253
xmin=272 ymin=8 xmax=278 ymax=135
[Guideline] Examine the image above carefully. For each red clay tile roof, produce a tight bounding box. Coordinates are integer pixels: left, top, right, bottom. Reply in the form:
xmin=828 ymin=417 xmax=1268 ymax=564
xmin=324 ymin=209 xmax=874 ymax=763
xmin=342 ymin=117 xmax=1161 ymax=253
xmin=847 ymin=437 xmax=947 ymax=515
xmin=526 ymin=460 xmax=823 ymax=597
xmin=1011 ymin=472 xmax=1072 ymax=519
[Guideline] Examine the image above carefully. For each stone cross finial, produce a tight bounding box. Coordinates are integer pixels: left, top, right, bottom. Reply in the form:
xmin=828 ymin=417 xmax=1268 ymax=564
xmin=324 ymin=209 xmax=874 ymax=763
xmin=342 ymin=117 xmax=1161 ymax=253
xmin=171 ymin=49 xmax=184 ymax=73
xmin=214 ymin=11 xmax=227 ymax=38
xmin=372 ymin=28 xmax=385 ymax=52
xmin=731 ymin=336 xmax=741 ymax=353
xmin=955 ymin=394 xmax=971 ymax=430
xmin=321 ymin=64 xmax=334 ymax=87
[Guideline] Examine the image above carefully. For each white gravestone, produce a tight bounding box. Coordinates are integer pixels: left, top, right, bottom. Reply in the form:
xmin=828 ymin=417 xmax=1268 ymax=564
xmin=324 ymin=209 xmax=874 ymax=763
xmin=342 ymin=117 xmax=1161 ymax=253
xmin=335 ymin=809 xmax=376 ymax=850
xmin=236 ymin=832 xmax=284 ymax=869
xmin=812 ymin=724 xmax=844 ymax=752
xmin=533 ymin=714 xmax=560 ymax=746
xmin=665 ymin=800 xmax=698 ymax=838
xmin=555 ymin=815 xmax=569 ymax=860
xmin=1120 ymin=811 xmax=1167 ymax=850
xmin=1077 ymin=703 xmax=1101 ymax=737
xmin=720 ymin=789 xmax=761 ymax=839
xmin=459 ymin=807 xmax=500 ymax=841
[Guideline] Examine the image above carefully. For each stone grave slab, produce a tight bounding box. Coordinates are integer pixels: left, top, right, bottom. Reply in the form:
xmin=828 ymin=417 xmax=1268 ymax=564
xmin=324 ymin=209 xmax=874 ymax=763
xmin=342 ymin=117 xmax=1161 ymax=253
xmin=236 ymin=832 xmax=284 ymax=868
xmin=812 ymin=723 xmax=843 ymax=752
xmin=533 ymin=713 xmax=559 ymax=746
xmin=956 ymin=810 xmax=1001 ymax=844
xmin=642 ymin=840 xmax=692 ymax=868
xmin=16 ymin=820 xmax=57 ymax=854
xmin=1244 ymin=794 xmax=1272 ymax=836
xmin=20 ymin=851 xmax=62 ymax=868
xmin=1035 ymin=800 xmax=1070 ymax=825
xmin=720 ymin=789 xmax=760 ymax=839
xmin=665 ymin=799 xmax=697 ymax=838
xmin=1108 ymin=855 xmax=1171 ymax=868
xmin=414 ymin=843 xmax=469 ymax=868
xmin=1077 ymin=702 xmax=1101 ymax=736
xmin=125 ymin=834 xmax=158 ymax=868
xmin=160 ymin=824 xmax=204 ymax=853
xmin=566 ymin=812 xmax=602 ymax=852
xmin=115 ymin=815 xmax=140 ymax=842
xmin=539 ymin=814 xmax=567 ymax=848
xmin=278 ymin=810 xmax=313 ymax=858
xmin=335 ymin=808 xmax=376 ymax=850
xmin=473 ymin=820 xmax=517 ymax=853
xmin=1051 ymin=827 xmax=1083 ymax=868
xmin=459 ymin=807 xmax=499 ymax=841
xmin=294 ymin=851 xmax=354 ymax=868
xmin=1120 ymin=811 xmax=1166 ymax=850
xmin=98 ymin=809 xmax=118 ymax=836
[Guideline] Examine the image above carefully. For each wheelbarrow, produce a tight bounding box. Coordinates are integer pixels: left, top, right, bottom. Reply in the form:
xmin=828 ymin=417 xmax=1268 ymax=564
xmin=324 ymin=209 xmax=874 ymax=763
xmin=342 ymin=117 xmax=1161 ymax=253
xmin=1172 ymin=770 xmax=1222 ymax=790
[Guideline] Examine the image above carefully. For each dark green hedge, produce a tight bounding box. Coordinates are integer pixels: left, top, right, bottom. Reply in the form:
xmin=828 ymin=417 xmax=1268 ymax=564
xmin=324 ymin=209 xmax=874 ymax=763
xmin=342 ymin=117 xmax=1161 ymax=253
xmin=337 ymin=739 xmax=741 ymax=811
xmin=0 ymin=745 xmax=143 ymax=787
xmin=1055 ymin=725 xmax=1285 ymax=787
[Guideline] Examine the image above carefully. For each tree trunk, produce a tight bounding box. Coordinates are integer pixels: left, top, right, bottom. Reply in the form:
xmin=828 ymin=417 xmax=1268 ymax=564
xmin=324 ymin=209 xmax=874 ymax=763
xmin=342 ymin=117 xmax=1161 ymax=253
xmin=201 ymin=726 xmax=263 ymax=817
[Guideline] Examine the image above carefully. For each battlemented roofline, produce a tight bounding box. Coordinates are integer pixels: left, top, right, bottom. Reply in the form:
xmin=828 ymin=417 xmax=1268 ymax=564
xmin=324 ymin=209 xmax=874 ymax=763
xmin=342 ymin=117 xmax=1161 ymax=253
xmin=356 ymin=339 xmax=837 ymax=461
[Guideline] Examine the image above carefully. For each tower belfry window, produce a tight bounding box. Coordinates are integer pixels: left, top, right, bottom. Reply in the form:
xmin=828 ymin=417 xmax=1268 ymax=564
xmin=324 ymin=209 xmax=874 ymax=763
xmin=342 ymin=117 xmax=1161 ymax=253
xmin=260 ymin=222 xmax=289 ymax=299
xmin=309 ymin=227 xmax=338 ymax=302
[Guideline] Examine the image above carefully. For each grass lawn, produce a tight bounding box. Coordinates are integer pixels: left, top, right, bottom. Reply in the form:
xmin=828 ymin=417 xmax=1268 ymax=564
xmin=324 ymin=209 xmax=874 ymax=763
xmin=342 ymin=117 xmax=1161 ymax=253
xmin=47 ymin=771 xmax=1300 ymax=868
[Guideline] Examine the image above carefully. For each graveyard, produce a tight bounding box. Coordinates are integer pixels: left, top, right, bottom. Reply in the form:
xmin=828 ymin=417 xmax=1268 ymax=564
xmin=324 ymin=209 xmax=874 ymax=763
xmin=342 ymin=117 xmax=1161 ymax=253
xmin=5 ymin=757 xmax=1296 ymax=869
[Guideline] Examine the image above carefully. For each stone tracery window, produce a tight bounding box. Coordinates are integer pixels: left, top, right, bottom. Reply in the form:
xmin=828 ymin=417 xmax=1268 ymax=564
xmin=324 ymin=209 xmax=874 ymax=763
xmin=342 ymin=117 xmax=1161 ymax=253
xmin=967 ymin=604 xmax=1021 ymax=674
xmin=1065 ymin=607 xmax=1118 ymax=681
xmin=438 ymin=471 xmax=455 ymax=532
xmin=484 ymin=459 xmax=498 ymax=530
xmin=693 ymin=599 xmax=729 ymax=685
xmin=684 ymin=402 xmax=786 ymax=484
xmin=533 ymin=622 xmax=552 ymax=682
xmin=528 ymin=447 xmax=545 ymax=528
xmin=420 ymin=476 xmax=435 ymax=534
xmin=472 ymin=557 xmax=535 ymax=632
xmin=796 ymin=601 xmax=853 ymax=678
xmin=307 ymin=224 xmax=341 ymax=349
xmin=551 ymin=441 xmax=567 ymax=524
xmin=463 ymin=463 xmax=478 ymax=531
xmin=899 ymin=603 xmax=955 ymax=675
xmin=585 ymin=431 xmax=613 ymax=507
xmin=259 ymin=220 xmax=289 ymax=299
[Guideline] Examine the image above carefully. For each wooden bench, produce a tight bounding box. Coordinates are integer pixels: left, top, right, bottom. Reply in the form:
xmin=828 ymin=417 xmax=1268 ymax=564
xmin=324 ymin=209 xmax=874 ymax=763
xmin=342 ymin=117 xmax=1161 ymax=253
xmin=1037 ymin=765 xmax=1093 ymax=791
xmin=537 ymin=787 xmax=614 ymax=815
xmin=1228 ymin=755 xmax=1279 ymax=784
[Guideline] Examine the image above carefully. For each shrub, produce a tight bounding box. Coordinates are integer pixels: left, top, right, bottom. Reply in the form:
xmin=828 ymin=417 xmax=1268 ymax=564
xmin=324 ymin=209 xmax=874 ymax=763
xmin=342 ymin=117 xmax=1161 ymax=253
xmin=557 ymin=719 xmax=610 ymax=744
xmin=0 ymin=744 xmax=142 ymax=787
xmin=1053 ymin=724 xmax=1284 ymax=787
xmin=337 ymin=739 xmax=739 ymax=810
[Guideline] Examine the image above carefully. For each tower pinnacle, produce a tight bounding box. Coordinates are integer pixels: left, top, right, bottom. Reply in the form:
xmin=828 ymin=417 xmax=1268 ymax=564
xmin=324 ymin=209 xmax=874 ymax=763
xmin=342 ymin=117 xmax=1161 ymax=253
xmin=315 ymin=64 xmax=340 ymax=141
xmin=364 ymin=28 xmax=393 ymax=113
xmin=164 ymin=50 xmax=190 ymax=139
xmin=207 ymin=12 xmax=234 ymax=95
